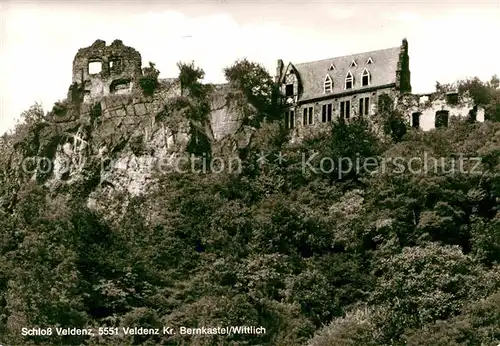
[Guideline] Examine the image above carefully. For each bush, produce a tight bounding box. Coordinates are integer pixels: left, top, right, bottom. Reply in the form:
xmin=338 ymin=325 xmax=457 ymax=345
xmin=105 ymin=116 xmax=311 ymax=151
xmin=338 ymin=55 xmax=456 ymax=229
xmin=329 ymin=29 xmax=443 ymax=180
xmin=139 ymin=62 xmax=160 ymax=96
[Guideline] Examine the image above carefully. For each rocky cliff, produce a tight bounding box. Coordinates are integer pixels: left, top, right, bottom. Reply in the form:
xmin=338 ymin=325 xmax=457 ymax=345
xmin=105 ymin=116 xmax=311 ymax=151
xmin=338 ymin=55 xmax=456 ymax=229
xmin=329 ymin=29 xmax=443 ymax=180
xmin=3 ymin=77 xmax=256 ymax=216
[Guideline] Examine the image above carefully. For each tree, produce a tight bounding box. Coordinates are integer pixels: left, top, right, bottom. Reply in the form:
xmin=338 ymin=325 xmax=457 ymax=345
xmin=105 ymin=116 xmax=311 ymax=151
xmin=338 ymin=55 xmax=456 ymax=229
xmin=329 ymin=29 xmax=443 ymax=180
xmin=177 ymin=61 xmax=206 ymax=98
xmin=372 ymin=243 xmax=481 ymax=340
xmin=224 ymin=59 xmax=282 ymax=125
xmin=139 ymin=62 xmax=160 ymax=96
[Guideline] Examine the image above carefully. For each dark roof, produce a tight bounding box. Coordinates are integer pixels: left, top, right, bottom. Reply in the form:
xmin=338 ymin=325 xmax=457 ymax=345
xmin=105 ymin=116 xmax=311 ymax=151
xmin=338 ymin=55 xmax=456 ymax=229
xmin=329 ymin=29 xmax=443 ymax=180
xmin=292 ymin=46 xmax=401 ymax=102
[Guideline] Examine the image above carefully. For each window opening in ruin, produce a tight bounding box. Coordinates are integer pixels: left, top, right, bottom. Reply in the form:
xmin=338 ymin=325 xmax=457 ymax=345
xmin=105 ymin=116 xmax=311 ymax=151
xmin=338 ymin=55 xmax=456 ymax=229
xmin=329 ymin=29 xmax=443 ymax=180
xmin=345 ymin=71 xmax=353 ymax=90
xmin=435 ymin=110 xmax=449 ymax=128
xmin=88 ymin=61 xmax=102 ymax=75
xmin=350 ymin=60 xmax=357 ymax=67
xmin=328 ymin=63 xmax=335 ymax=71
xmin=412 ymin=112 xmax=421 ymax=128
xmin=109 ymin=58 xmax=123 ymax=73
xmin=366 ymin=57 xmax=374 ymax=64
xmin=446 ymin=92 xmax=459 ymax=105
xmin=324 ymin=75 xmax=333 ymax=93
xmin=285 ymin=84 xmax=294 ymax=97
xmin=110 ymin=78 xmax=131 ymax=94
xmin=361 ymin=69 xmax=370 ymax=87
xmin=469 ymin=106 xmax=477 ymax=122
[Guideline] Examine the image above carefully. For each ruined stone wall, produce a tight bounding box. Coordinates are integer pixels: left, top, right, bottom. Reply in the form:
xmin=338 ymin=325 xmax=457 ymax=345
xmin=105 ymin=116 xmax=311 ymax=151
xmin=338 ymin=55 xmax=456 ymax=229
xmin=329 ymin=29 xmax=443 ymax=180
xmin=50 ymin=77 xmax=247 ymax=150
xmin=72 ymin=40 xmax=143 ymax=102
xmin=397 ymin=93 xmax=485 ymax=131
xmin=75 ymin=80 xmax=181 ymax=147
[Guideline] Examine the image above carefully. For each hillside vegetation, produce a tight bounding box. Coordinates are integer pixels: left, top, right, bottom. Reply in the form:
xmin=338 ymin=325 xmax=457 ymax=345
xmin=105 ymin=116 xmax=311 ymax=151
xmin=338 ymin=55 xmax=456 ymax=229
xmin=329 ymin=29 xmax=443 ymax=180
xmin=1 ymin=63 xmax=500 ymax=345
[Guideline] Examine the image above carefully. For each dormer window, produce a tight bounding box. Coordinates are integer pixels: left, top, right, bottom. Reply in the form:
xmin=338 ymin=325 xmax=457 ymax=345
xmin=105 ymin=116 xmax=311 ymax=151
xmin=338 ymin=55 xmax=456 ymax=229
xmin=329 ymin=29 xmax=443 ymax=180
xmin=345 ymin=71 xmax=353 ymax=90
xmin=366 ymin=57 xmax=374 ymax=64
xmin=361 ymin=68 xmax=370 ymax=87
xmin=285 ymin=84 xmax=294 ymax=97
xmin=349 ymin=60 xmax=357 ymax=68
xmin=324 ymin=75 xmax=333 ymax=93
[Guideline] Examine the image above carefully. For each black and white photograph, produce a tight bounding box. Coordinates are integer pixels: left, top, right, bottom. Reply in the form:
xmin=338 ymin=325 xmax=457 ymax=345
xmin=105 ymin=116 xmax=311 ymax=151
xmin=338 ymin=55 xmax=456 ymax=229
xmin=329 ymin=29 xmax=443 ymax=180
xmin=1 ymin=0 xmax=500 ymax=345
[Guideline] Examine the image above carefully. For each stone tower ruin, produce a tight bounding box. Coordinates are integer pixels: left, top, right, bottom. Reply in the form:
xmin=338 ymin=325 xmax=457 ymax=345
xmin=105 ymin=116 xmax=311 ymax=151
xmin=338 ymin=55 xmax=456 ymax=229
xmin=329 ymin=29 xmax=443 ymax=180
xmin=69 ymin=39 xmax=143 ymax=103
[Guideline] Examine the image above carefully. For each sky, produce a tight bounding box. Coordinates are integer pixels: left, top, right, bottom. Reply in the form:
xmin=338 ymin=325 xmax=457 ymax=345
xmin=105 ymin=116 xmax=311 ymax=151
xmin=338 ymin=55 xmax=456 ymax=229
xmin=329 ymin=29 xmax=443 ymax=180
xmin=1 ymin=0 xmax=499 ymax=134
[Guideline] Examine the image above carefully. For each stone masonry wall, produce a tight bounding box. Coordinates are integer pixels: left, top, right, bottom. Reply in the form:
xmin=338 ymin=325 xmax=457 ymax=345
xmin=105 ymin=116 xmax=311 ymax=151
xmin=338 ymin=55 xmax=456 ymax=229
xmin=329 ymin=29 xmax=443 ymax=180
xmin=289 ymin=86 xmax=398 ymax=141
xmin=72 ymin=39 xmax=143 ymax=101
xmin=397 ymin=93 xmax=485 ymax=131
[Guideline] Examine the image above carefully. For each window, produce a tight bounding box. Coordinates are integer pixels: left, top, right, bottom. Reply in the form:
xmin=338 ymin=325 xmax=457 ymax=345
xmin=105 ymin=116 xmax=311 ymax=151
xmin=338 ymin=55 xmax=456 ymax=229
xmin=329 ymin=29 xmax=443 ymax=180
xmin=340 ymin=100 xmax=351 ymax=119
xmin=358 ymin=97 xmax=370 ymax=116
xmin=110 ymin=78 xmax=131 ymax=94
xmin=303 ymin=107 xmax=314 ymax=125
xmin=285 ymin=84 xmax=294 ymax=97
xmin=345 ymin=71 xmax=353 ymax=90
xmin=109 ymin=58 xmax=122 ymax=73
xmin=366 ymin=57 xmax=374 ymax=64
xmin=88 ymin=61 xmax=102 ymax=74
xmin=328 ymin=63 xmax=335 ymax=71
xmin=324 ymin=75 xmax=333 ymax=93
xmin=469 ymin=106 xmax=478 ymax=122
xmin=321 ymin=104 xmax=332 ymax=123
xmin=285 ymin=110 xmax=295 ymax=129
xmin=435 ymin=110 xmax=449 ymax=128
xmin=350 ymin=60 xmax=357 ymax=67
xmin=446 ymin=92 xmax=459 ymax=105
xmin=412 ymin=112 xmax=421 ymax=128
xmin=361 ymin=68 xmax=370 ymax=87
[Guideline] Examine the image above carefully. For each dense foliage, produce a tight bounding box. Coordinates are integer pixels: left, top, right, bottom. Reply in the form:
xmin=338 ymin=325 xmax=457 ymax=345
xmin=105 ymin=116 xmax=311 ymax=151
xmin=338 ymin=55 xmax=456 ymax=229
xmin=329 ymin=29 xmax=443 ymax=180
xmin=1 ymin=65 xmax=500 ymax=345
xmin=139 ymin=62 xmax=160 ymax=96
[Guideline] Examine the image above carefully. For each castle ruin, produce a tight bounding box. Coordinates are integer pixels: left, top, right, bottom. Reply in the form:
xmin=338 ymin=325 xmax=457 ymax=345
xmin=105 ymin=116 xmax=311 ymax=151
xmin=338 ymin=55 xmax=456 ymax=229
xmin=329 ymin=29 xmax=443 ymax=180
xmin=68 ymin=39 xmax=143 ymax=103
xmin=58 ymin=39 xmax=485 ymax=140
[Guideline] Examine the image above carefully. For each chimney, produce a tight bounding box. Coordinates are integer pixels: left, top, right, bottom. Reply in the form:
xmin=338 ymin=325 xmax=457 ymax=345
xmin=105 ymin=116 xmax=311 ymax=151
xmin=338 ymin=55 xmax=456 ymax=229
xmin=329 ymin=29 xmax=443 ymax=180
xmin=401 ymin=38 xmax=408 ymax=53
xmin=276 ymin=59 xmax=284 ymax=83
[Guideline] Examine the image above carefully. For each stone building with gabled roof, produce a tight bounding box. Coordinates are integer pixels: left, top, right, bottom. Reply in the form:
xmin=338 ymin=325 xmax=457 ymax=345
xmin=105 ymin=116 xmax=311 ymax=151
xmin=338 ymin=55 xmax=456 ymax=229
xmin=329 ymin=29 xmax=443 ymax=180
xmin=275 ymin=38 xmax=411 ymax=134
